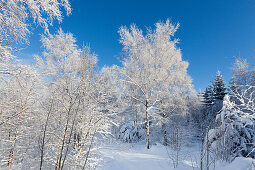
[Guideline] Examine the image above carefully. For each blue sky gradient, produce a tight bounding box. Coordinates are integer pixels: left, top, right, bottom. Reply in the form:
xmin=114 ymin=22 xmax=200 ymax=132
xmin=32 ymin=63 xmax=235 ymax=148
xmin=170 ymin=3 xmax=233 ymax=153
xmin=18 ymin=0 xmax=255 ymax=91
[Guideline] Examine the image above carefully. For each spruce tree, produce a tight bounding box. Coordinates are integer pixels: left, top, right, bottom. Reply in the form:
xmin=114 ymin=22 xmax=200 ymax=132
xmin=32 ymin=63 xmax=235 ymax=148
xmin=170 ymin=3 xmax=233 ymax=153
xmin=202 ymin=71 xmax=227 ymax=127
xmin=203 ymin=86 xmax=214 ymax=106
xmin=212 ymin=71 xmax=227 ymax=100
xmin=198 ymin=89 xmax=204 ymax=103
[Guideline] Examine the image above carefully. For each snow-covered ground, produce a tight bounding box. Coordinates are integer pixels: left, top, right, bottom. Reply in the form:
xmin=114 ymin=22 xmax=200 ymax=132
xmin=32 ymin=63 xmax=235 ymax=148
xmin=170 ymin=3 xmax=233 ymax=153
xmin=215 ymin=157 xmax=255 ymax=170
xmin=98 ymin=143 xmax=255 ymax=170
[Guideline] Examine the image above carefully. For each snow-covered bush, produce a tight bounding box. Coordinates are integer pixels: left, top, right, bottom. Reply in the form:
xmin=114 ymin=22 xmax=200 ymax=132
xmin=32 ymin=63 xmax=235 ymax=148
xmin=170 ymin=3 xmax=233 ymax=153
xmin=118 ymin=121 xmax=146 ymax=143
xmin=208 ymin=94 xmax=255 ymax=162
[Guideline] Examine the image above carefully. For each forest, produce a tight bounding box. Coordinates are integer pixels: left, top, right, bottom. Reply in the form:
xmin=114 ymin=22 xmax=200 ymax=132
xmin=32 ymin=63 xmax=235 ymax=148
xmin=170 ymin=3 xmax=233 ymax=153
xmin=0 ymin=0 xmax=254 ymax=170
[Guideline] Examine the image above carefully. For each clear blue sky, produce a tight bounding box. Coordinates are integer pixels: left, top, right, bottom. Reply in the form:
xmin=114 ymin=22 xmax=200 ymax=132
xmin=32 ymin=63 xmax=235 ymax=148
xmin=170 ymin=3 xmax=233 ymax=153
xmin=18 ymin=0 xmax=255 ymax=91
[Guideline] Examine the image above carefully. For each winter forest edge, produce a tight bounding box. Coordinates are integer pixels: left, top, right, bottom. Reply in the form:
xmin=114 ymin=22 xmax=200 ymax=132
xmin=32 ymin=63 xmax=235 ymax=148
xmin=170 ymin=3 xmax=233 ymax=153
xmin=0 ymin=1 xmax=254 ymax=170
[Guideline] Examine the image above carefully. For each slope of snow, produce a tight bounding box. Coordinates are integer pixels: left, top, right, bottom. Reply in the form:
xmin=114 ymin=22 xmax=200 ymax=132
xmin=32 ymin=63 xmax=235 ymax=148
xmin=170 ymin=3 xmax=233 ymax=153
xmin=98 ymin=142 xmax=255 ymax=170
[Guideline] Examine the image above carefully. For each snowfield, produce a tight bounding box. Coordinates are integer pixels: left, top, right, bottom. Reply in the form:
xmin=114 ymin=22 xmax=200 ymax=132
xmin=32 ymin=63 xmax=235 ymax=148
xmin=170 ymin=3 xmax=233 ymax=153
xmin=98 ymin=143 xmax=255 ymax=170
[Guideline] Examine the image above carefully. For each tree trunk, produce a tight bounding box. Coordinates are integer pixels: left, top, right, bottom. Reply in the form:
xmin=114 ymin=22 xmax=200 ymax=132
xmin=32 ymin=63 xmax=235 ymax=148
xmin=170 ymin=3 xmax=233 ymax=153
xmin=57 ymin=105 xmax=72 ymax=170
xmin=40 ymin=101 xmax=53 ymax=170
xmin=163 ymin=112 xmax=167 ymax=146
xmin=40 ymin=111 xmax=50 ymax=170
xmin=82 ymin=129 xmax=96 ymax=170
xmin=200 ymin=126 xmax=204 ymax=170
xmin=206 ymin=128 xmax=209 ymax=170
xmin=145 ymin=99 xmax=150 ymax=149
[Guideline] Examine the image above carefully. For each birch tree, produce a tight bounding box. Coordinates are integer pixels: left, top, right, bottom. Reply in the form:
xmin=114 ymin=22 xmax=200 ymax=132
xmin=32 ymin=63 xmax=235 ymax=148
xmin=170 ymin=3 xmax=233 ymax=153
xmin=35 ymin=29 xmax=115 ymax=169
xmin=118 ymin=19 xmax=195 ymax=149
xmin=0 ymin=0 xmax=71 ymax=62
xmin=0 ymin=65 xmax=42 ymax=169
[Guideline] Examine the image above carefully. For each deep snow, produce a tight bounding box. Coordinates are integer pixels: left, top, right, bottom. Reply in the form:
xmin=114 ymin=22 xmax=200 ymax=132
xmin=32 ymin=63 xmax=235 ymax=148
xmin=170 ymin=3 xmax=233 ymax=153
xmin=98 ymin=143 xmax=255 ymax=170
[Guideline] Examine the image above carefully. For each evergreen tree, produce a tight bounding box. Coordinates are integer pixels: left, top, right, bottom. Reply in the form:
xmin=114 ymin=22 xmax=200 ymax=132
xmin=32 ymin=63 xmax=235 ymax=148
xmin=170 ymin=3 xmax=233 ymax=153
xmin=201 ymin=71 xmax=227 ymax=128
xmin=212 ymin=71 xmax=227 ymax=100
xmin=203 ymin=71 xmax=227 ymax=106
xmin=208 ymin=94 xmax=255 ymax=161
xmin=203 ymin=86 xmax=214 ymax=106
xmin=198 ymin=89 xmax=204 ymax=103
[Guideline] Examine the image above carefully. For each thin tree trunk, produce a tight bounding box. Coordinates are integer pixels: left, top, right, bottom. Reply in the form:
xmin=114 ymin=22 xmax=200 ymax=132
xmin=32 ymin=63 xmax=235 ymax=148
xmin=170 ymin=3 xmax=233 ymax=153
xmin=77 ymin=116 xmax=93 ymax=159
xmin=57 ymin=104 xmax=73 ymax=170
xmin=200 ymin=125 xmax=204 ymax=170
xmin=40 ymin=101 xmax=53 ymax=170
xmin=135 ymin=103 xmax=139 ymax=140
xmin=145 ymin=99 xmax=150 ymax=149
xmin=57 ymin=118 xmax=69 ymax=170
xmin=9 ymin=85 xmax=33 ymax=168
xmin=7 ymin=131 xmax=11 ymax=167
xmin=55 ymin=138 xmax=61 ymax=170
xmin=163 ymin=112 xmax=167 ymax=146
xmin=61 ymin=100 xmax=80 ymax=170
xmin=60 ymin=117 xmax=75 ymax=170
xmin=82 ymin=129 xmax=96 ymax=170
xmin=9 ymin=102 xmax=28 ymax=168
xmin=206 ymin=128 xmax=209 ymax=170
xmin=176 ymin=126 xmax=179 ymax=168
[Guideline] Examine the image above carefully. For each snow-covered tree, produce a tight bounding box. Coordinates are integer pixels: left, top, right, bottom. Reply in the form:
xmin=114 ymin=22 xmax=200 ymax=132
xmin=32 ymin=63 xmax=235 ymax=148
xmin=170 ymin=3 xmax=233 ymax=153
xmin=117 ymin=19 xmax=195 ymax=149
xmin=34 ymin=29 xmax=106 ymax=169
xmin=229 ymin=57 xmax=255 ymax=101
xmin=213 ymin=71 xmax=227 ymax=101
xmin=201 ymin=71 xmax=227 ymax=128
xmin=208 ymin=92 xmax=255 ymax=162
xmin=0 ymin=0 xmax=71 ymax=68
xmin=230 ymin=57 xmax=250 ymax=87
xmin=203 ymin=86 xmax=214 ymax=106
xmin=203 ymin=71 xmax=226 ymax=106
xmin=0 ymin=64 xmax=42 ymax=169
xmin=2 ymin=29 xmax=117 ymax=170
